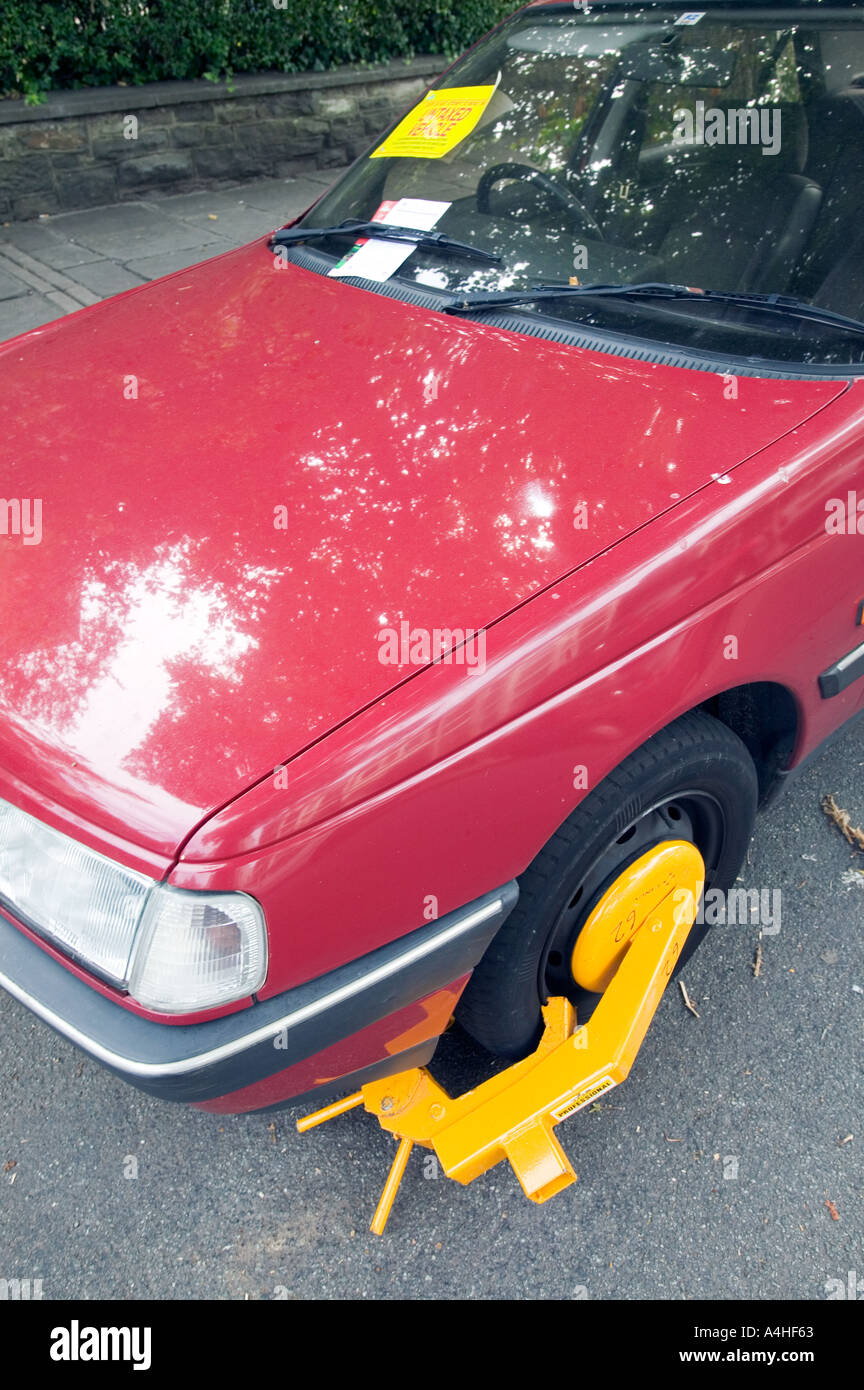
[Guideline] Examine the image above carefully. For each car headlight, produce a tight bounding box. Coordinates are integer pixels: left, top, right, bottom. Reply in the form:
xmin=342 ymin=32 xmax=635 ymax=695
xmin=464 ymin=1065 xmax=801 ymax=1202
xmin=0 ymin=798 xmax=267 ymax=1013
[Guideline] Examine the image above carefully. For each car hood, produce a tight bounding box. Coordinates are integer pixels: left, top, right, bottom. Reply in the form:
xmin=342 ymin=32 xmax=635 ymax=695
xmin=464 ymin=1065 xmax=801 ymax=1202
xmin=0 ymin=241 xmax=847 ymax=859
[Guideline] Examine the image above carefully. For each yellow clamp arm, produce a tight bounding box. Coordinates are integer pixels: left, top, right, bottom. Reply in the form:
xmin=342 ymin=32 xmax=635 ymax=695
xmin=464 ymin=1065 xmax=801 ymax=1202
xmin=298 ymin=840 xmax=704 ymax=1233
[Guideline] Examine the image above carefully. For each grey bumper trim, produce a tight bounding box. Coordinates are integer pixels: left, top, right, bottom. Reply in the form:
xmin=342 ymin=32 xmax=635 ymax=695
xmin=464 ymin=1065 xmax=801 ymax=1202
xmin=0 ymin=882 xmax=518 ymax=1103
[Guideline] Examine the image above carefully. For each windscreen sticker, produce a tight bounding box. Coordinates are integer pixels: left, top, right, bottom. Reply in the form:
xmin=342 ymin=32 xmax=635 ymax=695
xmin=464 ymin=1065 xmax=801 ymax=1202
xmin=328 ymin=197 xmax=452 ymax=281
xmin=675 ymin=11 xmax=705 ymax=23
xmin=371 ymin=85 xmax=498 ymax=160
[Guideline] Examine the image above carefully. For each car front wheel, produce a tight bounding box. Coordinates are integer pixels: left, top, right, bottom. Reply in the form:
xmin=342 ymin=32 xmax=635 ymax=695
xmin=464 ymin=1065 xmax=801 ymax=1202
xmin=456 ymin=710 xmax=759 ymax=1059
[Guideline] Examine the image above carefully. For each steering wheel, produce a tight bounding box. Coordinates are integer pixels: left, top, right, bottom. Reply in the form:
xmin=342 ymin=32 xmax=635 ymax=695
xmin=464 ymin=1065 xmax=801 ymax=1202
xmin=476 ymin=162 xmax=605 ymax=240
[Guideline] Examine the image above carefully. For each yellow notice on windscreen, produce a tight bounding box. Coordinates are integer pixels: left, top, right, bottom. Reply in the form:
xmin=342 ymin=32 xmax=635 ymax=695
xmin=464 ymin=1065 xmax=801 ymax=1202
xmin=371 ymin=85 xmax=497 ymax=159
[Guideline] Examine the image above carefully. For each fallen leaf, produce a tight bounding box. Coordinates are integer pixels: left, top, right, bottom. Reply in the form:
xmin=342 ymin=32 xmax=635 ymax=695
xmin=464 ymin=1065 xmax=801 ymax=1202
xmin=825 ymin=1198 xmax=840 ymax=1221
xmin=679 ymin=979 xmax=700 ymax=1018
xmin=3 ymin=1160 xmax=15 ymax=1172
xmin=753 ymin=943 xmax=763 ymax=978
xmin=821 ymin=794 xmax=864 ymax=850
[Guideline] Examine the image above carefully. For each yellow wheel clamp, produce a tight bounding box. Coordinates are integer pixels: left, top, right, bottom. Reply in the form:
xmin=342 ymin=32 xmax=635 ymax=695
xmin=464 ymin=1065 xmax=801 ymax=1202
xmin=297 ymin=839 xmax=705 ymax=1234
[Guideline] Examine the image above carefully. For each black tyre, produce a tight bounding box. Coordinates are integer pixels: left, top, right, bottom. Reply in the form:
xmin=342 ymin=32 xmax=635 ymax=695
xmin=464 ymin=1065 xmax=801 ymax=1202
xmin=456 ymin=710 xmax=758 ymax=1059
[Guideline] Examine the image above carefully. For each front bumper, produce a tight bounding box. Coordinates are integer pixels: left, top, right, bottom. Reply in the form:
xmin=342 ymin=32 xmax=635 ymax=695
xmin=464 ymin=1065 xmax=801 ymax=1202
xmin=0 ymin=884 xmax=518 ymax=1108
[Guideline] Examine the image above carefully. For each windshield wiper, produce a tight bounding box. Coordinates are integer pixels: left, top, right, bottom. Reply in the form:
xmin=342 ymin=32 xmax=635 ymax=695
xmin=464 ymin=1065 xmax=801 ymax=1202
xmin=271 ymin=219 xmax=501 ymax=264
xmin=445 ymin=281 xmax=864 ymax=339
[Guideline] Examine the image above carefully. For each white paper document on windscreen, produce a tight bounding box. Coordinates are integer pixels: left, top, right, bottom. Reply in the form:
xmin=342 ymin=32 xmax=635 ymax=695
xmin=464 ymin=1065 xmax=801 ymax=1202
xmin=328 ymin=197 xmax=452 ymax=281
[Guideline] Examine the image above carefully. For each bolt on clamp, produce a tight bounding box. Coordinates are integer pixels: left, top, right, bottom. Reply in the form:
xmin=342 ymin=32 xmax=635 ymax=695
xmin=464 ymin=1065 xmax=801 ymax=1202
xmin=297 ymin=839 xmax=705 ymax=1234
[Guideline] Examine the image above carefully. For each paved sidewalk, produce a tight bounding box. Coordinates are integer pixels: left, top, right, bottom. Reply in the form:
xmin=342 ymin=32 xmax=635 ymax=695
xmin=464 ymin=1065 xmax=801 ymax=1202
xmin=0 ymin=171 xmax=345 ymax=343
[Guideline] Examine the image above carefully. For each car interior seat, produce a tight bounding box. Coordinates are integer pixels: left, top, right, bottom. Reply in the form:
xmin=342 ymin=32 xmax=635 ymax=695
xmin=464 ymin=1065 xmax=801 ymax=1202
xmin=655 ymin=104 xmax=822 ymax=293
xmin=788 ymin=85 xmax=864 ymax=303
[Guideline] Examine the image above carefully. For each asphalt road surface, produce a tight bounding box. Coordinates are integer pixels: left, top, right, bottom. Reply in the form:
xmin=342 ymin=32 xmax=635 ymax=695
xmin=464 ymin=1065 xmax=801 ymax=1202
xmin=1 ymin=722 xmax=862 ymax=1301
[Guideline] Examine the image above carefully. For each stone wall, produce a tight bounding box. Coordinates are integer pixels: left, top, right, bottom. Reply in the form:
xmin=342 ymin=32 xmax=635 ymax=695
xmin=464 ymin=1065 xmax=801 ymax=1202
xmin=0 ymin=58 xmax=442 ymax=220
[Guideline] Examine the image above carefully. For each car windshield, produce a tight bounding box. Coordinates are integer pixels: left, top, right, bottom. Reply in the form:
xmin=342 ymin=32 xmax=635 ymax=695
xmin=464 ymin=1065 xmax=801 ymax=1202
xmin=288 ymin=2 xmax=864 ymax=368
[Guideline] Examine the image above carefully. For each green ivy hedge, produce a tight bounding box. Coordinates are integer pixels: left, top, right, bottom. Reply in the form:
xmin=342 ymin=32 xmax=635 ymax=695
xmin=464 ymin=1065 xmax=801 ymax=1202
xmin=0 ymin=1 xmax=517 ymax=102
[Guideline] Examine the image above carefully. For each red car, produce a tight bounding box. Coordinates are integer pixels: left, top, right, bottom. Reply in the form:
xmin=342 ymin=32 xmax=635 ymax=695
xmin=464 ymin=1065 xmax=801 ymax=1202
xmin=2 ymin=0 xmax=864 ymax=1118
